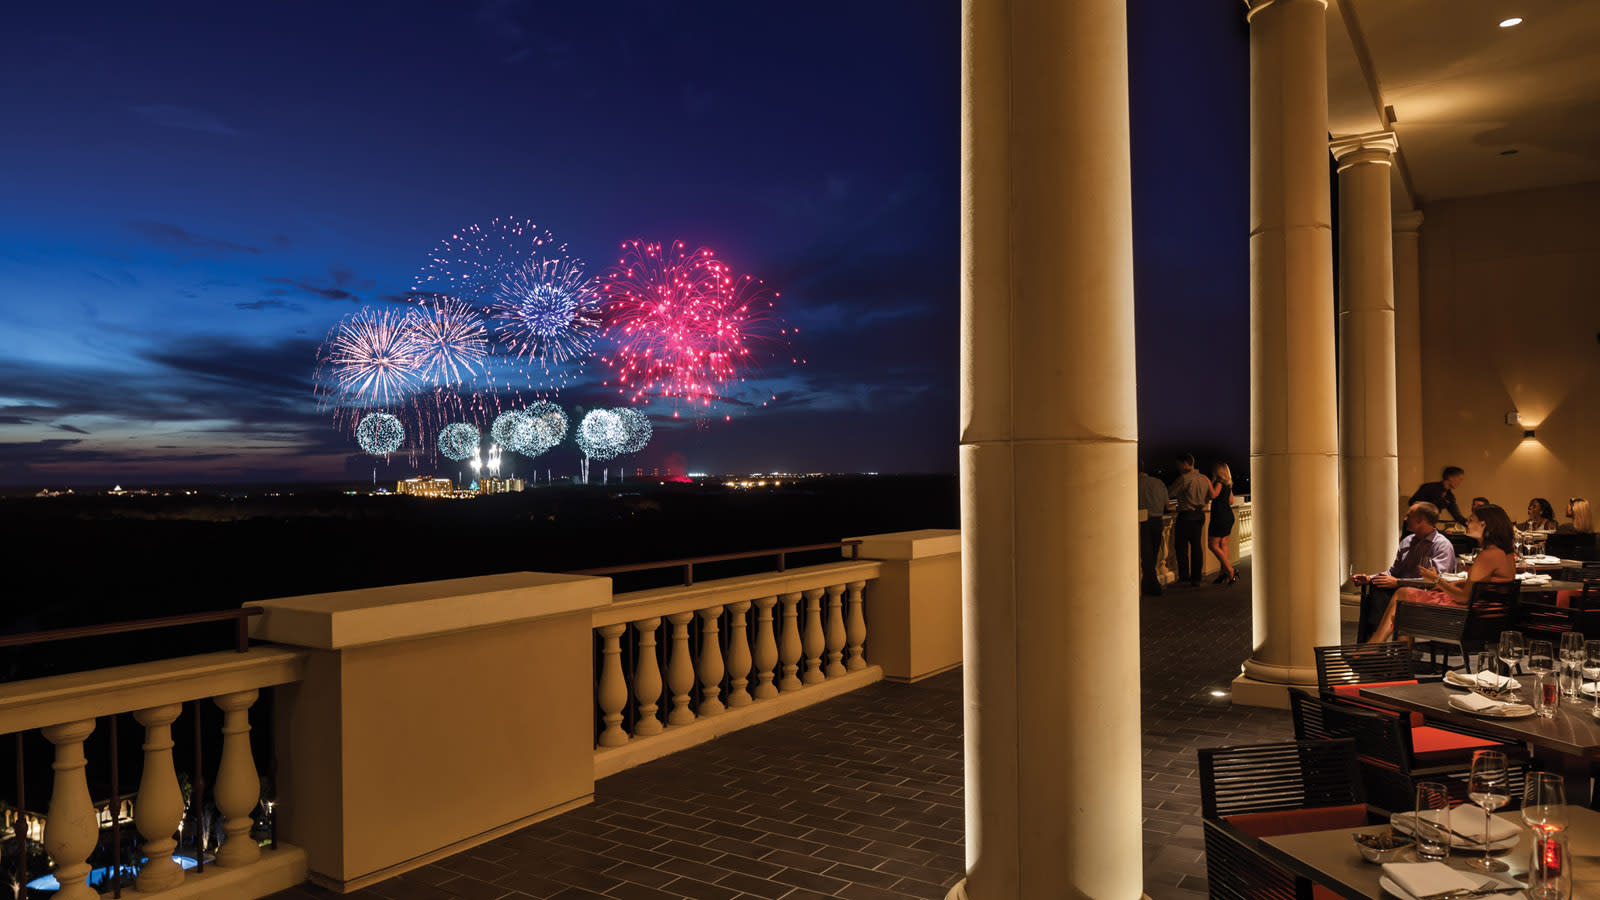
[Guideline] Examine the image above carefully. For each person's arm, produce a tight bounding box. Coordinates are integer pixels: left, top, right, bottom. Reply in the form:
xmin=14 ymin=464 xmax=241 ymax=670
xmin=1208 ymin=479 xmax=1222 ymax=500
xmin=1429 ymin=534 xmax=1458 ymax=575
xmin=1443 ymin=492 xmax=1465 ymax=523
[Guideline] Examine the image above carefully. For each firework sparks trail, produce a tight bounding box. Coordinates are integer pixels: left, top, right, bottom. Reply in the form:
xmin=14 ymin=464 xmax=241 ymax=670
xmin=576 ymin=409 xmax=626 ymax=461
xmin=598 ymin=240 xmax=794 ymax=417
xmin=523 ymin=400 xmax=569 ymax=456
xmin=406 ymin=297 xmax=490 ymax=386
xmin=615 ymin=407 xmax=652 ymax=454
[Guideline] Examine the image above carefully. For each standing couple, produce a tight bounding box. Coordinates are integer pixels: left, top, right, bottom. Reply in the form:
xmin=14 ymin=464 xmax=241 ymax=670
xmin=1169 ymin=452 xmax=1238 ymax=587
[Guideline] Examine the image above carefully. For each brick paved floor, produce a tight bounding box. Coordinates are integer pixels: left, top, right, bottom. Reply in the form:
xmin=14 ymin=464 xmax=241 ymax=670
xmin=269 ymin=564 xmax=1308 ymax=900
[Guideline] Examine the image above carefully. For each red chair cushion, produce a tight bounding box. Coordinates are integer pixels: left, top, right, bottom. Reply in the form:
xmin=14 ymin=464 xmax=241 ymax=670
xmin=1331 ymin=682 xmax=1425 ymax=727
xmin=1314 ymin=887 xmax=1345 ymax=900
xmin=1223 ymin=804 xmax=1369 ymax=838
xmin=1412 ymin=725 xmax=1503 ymax=763
xmin=1557 ymin=590 xmax=1576 ymax=608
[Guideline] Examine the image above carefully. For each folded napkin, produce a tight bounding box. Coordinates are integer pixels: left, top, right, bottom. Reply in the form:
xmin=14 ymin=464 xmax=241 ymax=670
xmin=1382 ymin=861 xmax=1519 ymax=899
xmin=1449 ymin=692 xmax=1534 ymax=716
xmin=1444 ymin=669 xmax=1516 ymax=690
xmin=1434 ymin=808 xmax=1520 ymax=844
xmin=1441 ymin=572 xmax=1468 ymax=582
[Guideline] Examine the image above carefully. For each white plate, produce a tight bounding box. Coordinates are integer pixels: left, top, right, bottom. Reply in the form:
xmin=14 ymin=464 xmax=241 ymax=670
xmin=1379 ymin=875 xmax=1521 ymax=900
xmin=1447 ymin=694 xmax=1536 ymax=718
xmin=1390 ymin=812 xmax=1520 ymax=851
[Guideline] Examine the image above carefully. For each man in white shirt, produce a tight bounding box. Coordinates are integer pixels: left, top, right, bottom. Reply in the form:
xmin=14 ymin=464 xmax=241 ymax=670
xmin=1137 ymin=463 xmax=1169 ymax=596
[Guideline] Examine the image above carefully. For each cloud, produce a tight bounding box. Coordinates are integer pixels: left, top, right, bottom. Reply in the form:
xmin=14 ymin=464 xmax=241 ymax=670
xmin=127 ymin=104 xmax=239 ymax=136
xmin=53 ymin=424 xmax=90 ymax=435
xmin=235 ymin=299 xmax=307 ymax=312
xmin=126 ymin=221 xmax=261 ymax=257
xmin=263 ymin=277 xmax=355 ymax=302
xmin=0 ymin=415 xmax=34 ymax=425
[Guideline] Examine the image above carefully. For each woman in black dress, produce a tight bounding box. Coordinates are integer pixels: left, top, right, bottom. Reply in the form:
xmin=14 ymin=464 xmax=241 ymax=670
xmin=1208 ymin=463 xmax=1237 ymax=585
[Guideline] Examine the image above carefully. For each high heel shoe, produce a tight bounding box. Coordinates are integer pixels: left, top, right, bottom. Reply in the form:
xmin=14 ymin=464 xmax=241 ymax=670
xmin=1212 ymin=572 xmax=1227 ymax=584
xmin=1225 ymin=571 xmax=1239 ymax=586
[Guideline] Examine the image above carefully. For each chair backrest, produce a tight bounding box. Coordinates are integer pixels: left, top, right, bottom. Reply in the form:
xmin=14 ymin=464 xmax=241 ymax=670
xmin=1547 ymin=532 xmax=1599 ymax=562
xmin=1462 ymin=580 xmax=1521 ymax=642
xmin=1447 ymin=533 xmax=1480 ymax=556
xmin=1314 ymin=642 xmax=1413 ymax=691
xmin=1197 ymin=737 xmax=1364 ymax=820
xmin=1288 ymin=690 xmax=1409 ymax=773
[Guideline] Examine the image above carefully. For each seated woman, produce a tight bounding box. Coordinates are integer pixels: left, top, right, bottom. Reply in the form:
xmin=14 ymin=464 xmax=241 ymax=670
xmin=1555 ymin=498 xmax=1594 ymax=535
xmin=1367 ymin=504 xmax=1517 ymax=643
xmin=1522 ymin=497 xmax=1559 ymax=532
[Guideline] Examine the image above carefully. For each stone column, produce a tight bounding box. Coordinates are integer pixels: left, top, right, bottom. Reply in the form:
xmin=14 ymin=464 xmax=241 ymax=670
xmin=1332 ymin=132 xmax=1400 ymax=582
xmin=1234 ymin=0 xmax=1342 ymax=707
xmin=1392 ymin=211 xmax=1424 ymax=496
xmin=954 ymin=1 xmax=1141 ymax=898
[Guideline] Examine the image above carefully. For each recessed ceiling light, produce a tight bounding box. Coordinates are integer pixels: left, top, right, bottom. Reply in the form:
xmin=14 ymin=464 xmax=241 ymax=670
xmin=1499 ymin=17 xmax=1523 ymax=28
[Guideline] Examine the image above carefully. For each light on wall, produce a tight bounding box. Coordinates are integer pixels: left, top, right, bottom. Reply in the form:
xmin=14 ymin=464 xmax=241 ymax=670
xmin=1505 ymin=411 xmax=1521 ymax=426
xmin=1523 ymin=429 xmax=1537 ymax=441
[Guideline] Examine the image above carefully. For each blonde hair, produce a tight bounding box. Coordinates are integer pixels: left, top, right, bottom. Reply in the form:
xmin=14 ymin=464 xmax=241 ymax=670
xmin=1212 ymin=463 xmax=1232 ymax=487
xmin=1575 ymin=498 xmax=1594 ymax=533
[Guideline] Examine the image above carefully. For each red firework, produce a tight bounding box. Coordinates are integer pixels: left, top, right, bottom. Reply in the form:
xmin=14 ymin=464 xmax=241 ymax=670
xmin=599 ymin=240 xmax=792 ymax=415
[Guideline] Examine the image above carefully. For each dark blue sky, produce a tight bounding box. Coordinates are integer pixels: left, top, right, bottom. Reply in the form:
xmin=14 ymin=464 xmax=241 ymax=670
xmin=0 ymin=1 xmax=1249 ymax=486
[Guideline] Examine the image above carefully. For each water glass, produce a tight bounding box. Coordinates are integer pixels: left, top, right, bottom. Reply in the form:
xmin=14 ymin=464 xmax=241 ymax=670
xmin=1470 ymin=649 xmax=1500 ymax=692
xmin=1586 ymin=641 xmax=1600 ymax=716
xmin=1540 ymin=675 xmax=1561 ymax=717
xmin=1531 ymin=831 xmax=1572 ymax=900
xmin=1530 ymin=641 xmax=1556 ymax=715
xmin=1413 ymin=781 xmax=1451 ymax=861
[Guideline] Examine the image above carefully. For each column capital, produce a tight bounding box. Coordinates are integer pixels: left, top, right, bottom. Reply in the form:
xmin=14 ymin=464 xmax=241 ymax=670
xmin=1330 ymin=131 xmax=1399 ymax=171
xmin=1245 ymin=0 xmax=1328 ymax=23
xmin=1392 ymin=210 xmax=1424 ymax=233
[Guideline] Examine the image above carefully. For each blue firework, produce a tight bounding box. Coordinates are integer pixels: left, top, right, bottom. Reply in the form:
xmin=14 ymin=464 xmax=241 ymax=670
xmin=355 ymin=413 xmax=405 ymax=456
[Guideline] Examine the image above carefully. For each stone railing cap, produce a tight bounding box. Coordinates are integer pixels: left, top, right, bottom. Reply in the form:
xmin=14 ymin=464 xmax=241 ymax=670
xmin=248 ymin=572 xmax=611 ymax=649
xmin=843 ymin=529 xmax=961 ymax=560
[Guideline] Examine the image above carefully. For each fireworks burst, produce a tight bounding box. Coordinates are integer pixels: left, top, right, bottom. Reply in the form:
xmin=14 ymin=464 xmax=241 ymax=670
xmin=616 ymin=407 xmax=652 ymax=454
xmin=414 ymin=217 xmax=598 ymax=391
xmin=599 ymin=240 xmax=792 ymax=415
xmin=437 ymin=423 xmax=480 ymax=461
xmin=576 ymin=409 xmax=626 ymax=461
xmin=490 ymin=409 xmax=538 ymax=454
xmin=355 ymin=413 xmax=405 ymax=456
xmin=406 ymin=297 xmax=490 ymax=387
xmin=317 ymin=308 xmax=423 ymax=411
xmin=524 ymin=400 xmax=569 ymax=455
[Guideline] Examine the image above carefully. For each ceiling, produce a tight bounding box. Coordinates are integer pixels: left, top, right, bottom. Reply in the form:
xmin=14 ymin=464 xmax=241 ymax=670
xmin=1326 ymin=0 xmax=1600 ymax=208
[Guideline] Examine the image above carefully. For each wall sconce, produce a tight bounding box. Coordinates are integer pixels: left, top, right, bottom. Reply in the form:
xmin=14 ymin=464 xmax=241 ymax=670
xmin=1505 ymin=411 xmax=1522 ymax=426
xmin=1523 ymin=429 xmax=1537 ymax=440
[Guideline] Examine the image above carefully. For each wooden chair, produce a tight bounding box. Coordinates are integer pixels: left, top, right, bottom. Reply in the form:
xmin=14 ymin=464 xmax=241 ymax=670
xmin=1547 ymin=532 xmax=1598 ymax=562
xmin=1198 ymin=739 xmax=1370 ymax=900
xmin=1289 ymin=690 xmax=1523 ymax=814
xmin=1394 ymin=580 xmax=1521 ymax=669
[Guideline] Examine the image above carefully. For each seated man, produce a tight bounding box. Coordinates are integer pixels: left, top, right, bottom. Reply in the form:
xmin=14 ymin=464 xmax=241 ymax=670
xmin=1353 ymin=502 xmax=1458 ymax=641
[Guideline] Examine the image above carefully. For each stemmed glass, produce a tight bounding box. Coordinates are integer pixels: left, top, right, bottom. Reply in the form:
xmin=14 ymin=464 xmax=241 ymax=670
xmin=1499 ymin=631 xmax=1526 ymax=697
xmin=1560 ymin=632 xmax=1584 ymax=700
xmin=1467 ymin=750 xmax=1511 ymax=872
xmin=1523 ymin=772 xmax=1568 ymax=837
xmin=1586 ymin=641 xmax=1600 ymax=717
xmin=1528 ymin=641 xmax=1556 ymax=716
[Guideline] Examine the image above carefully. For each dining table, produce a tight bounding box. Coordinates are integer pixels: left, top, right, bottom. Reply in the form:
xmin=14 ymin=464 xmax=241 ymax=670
xmin=1259 ymin=807 xmax=1600 ymax=899
xmin=1361 ymin=681 xmax=1600 ymax=759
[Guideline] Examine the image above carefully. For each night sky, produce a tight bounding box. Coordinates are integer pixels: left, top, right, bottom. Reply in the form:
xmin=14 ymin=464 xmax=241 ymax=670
xmin=0 ymin=1 xmax=1250 ymax=487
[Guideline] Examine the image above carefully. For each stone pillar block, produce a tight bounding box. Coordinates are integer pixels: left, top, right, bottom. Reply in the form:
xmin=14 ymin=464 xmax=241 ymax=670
xmin=843 ymin=529 xmax=962 ymax=683
xmin=248 ymin=572 xmax=610 ymax=892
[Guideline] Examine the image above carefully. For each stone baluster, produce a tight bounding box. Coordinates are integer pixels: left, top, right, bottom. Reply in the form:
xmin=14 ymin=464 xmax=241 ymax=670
xmin=213 ymin=690 xmax=261 ymax=866
xmin=725 ymin=600 xmax=753 ymax=707
xmin=666 ymin=612 xmax=697 ymax=724
xmin=752 ymin=596 xmax=780 ymax=699
xmin=823 ymin=584 xmax=848 ymax=677
xmin=132 ymin=704 xmax=186 ymax=891
xmin=778 ymin=592 xmax=804 ymax=692
xmin=844 ymin=580 xmax=868 ymax=671
xmin=595 ymin=624 xmax=630 ymax=747
xmin=801 ymin=588 xmax=826 ymax=685
xmin=41 ymin=719 xmax=97 ymax=900
xmin=632 ymin=618 xmax=665 ymax=736
xmin=696 ymin=606 xmax=726 ymax=717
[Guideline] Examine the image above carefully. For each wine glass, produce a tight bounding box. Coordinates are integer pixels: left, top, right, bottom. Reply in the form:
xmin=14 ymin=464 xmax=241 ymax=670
xmin=1499 ymin=631 xmax=1526 ymax=696
xmin=1586 ymin=641 xmax=1600 ymax=717
xmin=1467 ymin=750 xmax=1511 ymax=872
xmin=1523 ymin=772 xmax=1568 ymax=837
xmin=1560 ymin=632 xmax=1584 ymax=700
xmin=1528 ymin=641 xmax=1556 ymax=716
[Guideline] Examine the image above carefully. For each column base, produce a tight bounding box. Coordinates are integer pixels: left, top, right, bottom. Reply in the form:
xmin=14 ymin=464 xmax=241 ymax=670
xmin=945 ymin=877 xmax=1154 ymax=900
xmin=1339 ymin=589 xmax=1361 ymax=623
